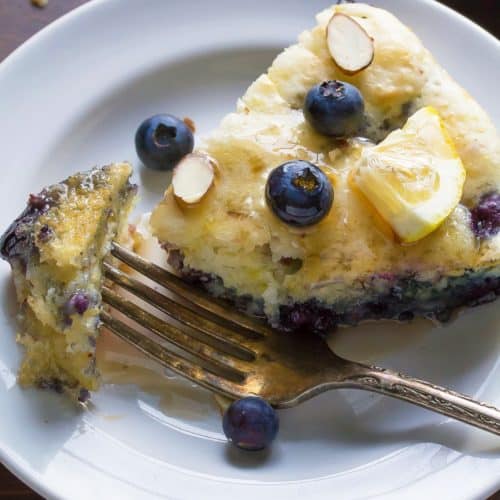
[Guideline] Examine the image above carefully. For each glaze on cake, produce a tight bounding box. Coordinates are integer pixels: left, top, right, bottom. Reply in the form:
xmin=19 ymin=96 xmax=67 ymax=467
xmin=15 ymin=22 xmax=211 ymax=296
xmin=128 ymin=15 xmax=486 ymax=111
xmin=151 ymin=3 xmax=500 ymax=333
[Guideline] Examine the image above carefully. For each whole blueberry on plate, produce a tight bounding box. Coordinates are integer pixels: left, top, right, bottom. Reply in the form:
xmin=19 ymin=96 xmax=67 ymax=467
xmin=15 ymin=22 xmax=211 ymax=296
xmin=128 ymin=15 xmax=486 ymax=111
xmin=135 ymin=114 xmax=194 ymax=171
xmin=304 ymin=80 xmax=364 ymax=137
xmin=223 ymin=396 xmax=279 ymax=451
xmin=266 ymin=160 xmax=334 ymax=226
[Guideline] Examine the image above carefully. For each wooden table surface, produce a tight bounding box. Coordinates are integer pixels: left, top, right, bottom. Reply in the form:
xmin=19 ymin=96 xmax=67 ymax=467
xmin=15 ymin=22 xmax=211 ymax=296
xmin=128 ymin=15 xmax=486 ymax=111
xmin=0 ymin=0 xmax=499 ymax=498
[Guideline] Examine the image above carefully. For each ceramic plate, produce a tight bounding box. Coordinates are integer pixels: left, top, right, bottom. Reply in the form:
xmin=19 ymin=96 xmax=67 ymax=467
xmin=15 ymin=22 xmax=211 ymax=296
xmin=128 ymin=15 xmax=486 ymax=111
xmin=1 ymin=0 xmax=500 ymax=498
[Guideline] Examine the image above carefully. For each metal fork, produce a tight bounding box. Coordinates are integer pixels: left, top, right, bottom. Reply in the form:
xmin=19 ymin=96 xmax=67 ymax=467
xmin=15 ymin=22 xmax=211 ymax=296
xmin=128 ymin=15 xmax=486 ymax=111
xmin=101 ymin=242 xmax=500 ymax=436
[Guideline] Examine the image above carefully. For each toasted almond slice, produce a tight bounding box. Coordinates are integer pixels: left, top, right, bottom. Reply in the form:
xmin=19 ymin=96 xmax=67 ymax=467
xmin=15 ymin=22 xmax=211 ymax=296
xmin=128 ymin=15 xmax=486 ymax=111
xmin=172 ymin=153 xmax=216 ymax=205
xmin=326 ymin=13 xmax=374 ymax=75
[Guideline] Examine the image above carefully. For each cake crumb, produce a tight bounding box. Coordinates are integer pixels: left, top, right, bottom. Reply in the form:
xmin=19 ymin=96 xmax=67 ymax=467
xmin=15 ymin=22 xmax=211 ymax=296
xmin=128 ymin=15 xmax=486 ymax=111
xmin=32 ymin=0 xmax=48 ymax=7
xmin=183 ymin=117 xmax=196 ymax=134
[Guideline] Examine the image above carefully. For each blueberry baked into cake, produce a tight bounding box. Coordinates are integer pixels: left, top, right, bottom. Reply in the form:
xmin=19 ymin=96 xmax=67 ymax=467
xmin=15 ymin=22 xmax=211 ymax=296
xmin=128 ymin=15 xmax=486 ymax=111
xmin=0 ymin=164 xmax=136 ymax=400
xmin=151 ymin=3 xmax=500 ymax=334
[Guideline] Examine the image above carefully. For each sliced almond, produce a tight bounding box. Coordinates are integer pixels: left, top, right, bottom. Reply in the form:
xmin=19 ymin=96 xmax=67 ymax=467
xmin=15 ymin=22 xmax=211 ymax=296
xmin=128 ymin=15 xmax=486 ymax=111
xmin=32 ymin=0 xmax=48 ymax=7
xmin=326 ymin=13 xmax=374 ymax=75
xmin=172 ymin=153 xmax=216 ymax=205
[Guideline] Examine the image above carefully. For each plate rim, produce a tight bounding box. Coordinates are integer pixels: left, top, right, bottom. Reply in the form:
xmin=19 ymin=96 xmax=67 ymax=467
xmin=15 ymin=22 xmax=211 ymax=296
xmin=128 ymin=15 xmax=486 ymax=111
xmin=0 ymin=0 xmax=499 ymax=499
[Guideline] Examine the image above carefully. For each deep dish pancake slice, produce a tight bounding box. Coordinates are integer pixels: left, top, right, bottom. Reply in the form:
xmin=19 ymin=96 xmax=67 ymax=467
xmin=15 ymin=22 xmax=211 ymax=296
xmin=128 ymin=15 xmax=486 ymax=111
xmin=0 ymin=164 xmax=136 ymax=401
xmin=151 ymin=3 xmax=500 ymax=333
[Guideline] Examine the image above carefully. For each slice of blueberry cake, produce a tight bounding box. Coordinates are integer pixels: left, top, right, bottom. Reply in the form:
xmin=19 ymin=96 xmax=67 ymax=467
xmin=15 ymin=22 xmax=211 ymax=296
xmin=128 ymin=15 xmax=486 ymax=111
xmin=151 ymin=3 xmax=500 ymax=334
xmin=0 ymin=164 xmax=136 ymax=401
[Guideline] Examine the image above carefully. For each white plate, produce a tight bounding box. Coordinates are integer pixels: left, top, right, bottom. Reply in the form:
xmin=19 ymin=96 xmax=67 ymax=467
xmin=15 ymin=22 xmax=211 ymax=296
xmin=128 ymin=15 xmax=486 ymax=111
xmin=1 ymin=0 xmax=500 ymax=498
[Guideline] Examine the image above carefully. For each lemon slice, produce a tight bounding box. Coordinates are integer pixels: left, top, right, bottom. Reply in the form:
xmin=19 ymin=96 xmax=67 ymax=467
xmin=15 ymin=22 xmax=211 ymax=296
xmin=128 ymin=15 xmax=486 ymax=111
xmin=353 ymin=107 xmax=466 ymax=243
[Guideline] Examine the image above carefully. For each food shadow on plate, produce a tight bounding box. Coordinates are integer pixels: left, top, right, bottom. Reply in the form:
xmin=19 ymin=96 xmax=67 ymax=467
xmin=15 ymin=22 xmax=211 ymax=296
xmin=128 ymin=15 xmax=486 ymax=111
xmin=278 ymin=389 xmax=500 ymax=458
xmin=224 ymin=442 xmax=278 ymax=468
xmin=0 ymin=276 xmax=87 ymax=471
xmin=138 ymin=167 xmax=173 ymax=198
xmin=278 ymin=302 xmax=500 ymax=457
xmin=3 ymin=385 xmax=86 ymax=473
xmin=2 ymin=274 xmax=500 ymax=470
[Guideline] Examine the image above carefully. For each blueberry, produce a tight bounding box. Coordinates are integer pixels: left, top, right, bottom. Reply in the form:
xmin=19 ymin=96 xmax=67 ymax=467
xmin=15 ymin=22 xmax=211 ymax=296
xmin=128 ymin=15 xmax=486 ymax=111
xmin=304 ymin=80 xmax=364 ymax=137
xmin=37 ymin=378 xmax=64 ymax=394
xmin=470 ymin=192 xmax=500 ymax=239
xmin=135 ymin=114 xmax=194 ymax=171
xmin=28 ymin=193 xmax=49 ymax=211
xmin=64 ymin=292 xmax=90 ymax=316
xmin=265 ymin=160 xmax=333 ymax=226
xmin=78 ymin=388 xmax=91 ymax=403
xmin=38 ymin=224 xmax=53 ymax=243
xmin=279 ymin=300 xmax=337 ymax=334
xmin=222 ymin=397 xmax=279 ymax=451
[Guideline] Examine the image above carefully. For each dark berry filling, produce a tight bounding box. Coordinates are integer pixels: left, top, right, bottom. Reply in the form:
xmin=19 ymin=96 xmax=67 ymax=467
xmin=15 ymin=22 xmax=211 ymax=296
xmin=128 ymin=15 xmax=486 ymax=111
xmin=28 ymin=193 xmax=50 ymax=211
xmin=279 ymin=272 xmax=500 ymax=333
xmin=0 ymin=187 xmax=63 ymax=260
xmin=128 ymin=184 xmax=139 ymax=196
xmin=279 ymin=301 xmax=338 ymax=335
xmin=78 ymin=388 xmax=91 ymax=403
xmin=167 ymin=248 xmax=500 ymax=335
xmin=64 ymin=292 xmax=91 ymax=317
xmin=37 ymin=377 xmax=64 ymax=394
xmin=1 ymin=198 xmax=47 ymax=259
xmin=470 ymin=192 xmax=500 ymax=238
xmin=166 ymin=248 xmax=185 ymax=271
xmin=38 ymin=224 xmax=53 ymax=243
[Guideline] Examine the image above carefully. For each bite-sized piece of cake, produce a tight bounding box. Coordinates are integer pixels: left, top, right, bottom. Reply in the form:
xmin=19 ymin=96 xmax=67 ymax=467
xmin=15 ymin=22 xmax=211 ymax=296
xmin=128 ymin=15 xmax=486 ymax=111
xmin=151 ymin=3 xmax=500 ymax=334
xmin=0 ymin=164 xmax=136 ymax=400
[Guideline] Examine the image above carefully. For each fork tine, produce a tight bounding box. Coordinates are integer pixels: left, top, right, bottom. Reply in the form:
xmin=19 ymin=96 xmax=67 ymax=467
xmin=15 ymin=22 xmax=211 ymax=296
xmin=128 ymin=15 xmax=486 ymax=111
xmin=102 ymin=286 xmax=251 ymax=379
xmin=100 ymin=311 xmax=244 ymax=400
xmin=104 ymin=262 xmax=257 ymax=358
xmin=110 ymin=242 xmax=270 ymax=337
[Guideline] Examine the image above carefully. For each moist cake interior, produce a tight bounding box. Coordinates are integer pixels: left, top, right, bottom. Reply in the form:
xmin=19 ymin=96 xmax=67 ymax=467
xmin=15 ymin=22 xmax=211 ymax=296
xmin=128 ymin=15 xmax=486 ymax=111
xmin=0 ymin=164 xmax=136 ymax=400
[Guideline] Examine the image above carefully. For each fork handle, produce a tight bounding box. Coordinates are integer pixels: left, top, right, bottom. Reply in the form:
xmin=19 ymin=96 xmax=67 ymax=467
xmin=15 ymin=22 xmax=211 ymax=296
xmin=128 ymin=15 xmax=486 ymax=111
xmin=341 ymin=363 xmax=500 ymax=436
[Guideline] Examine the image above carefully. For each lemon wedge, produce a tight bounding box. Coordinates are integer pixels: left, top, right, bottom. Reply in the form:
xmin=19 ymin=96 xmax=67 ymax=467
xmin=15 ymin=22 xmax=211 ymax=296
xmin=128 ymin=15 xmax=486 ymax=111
xmin=353 ymin=106 xmax=466 ymax=244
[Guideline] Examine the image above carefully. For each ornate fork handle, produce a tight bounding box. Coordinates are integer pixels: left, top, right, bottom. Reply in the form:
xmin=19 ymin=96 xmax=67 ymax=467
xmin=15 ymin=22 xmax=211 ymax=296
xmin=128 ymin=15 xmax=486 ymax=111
xmin=342 ymin=363 xmax=500 ymax=436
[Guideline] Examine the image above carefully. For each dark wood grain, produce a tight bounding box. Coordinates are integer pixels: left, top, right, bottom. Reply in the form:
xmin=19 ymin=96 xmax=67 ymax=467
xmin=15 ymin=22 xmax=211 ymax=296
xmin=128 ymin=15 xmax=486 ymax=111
xmin=0 ymin=0 xmax=87 ymax=62
xmin=440 ymin=0 xmax=499 ymax=37
xmin=0 ymin=1 xmax=499 ymax=499
xmin=0 ymin=463 xmax=40 ymax=499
